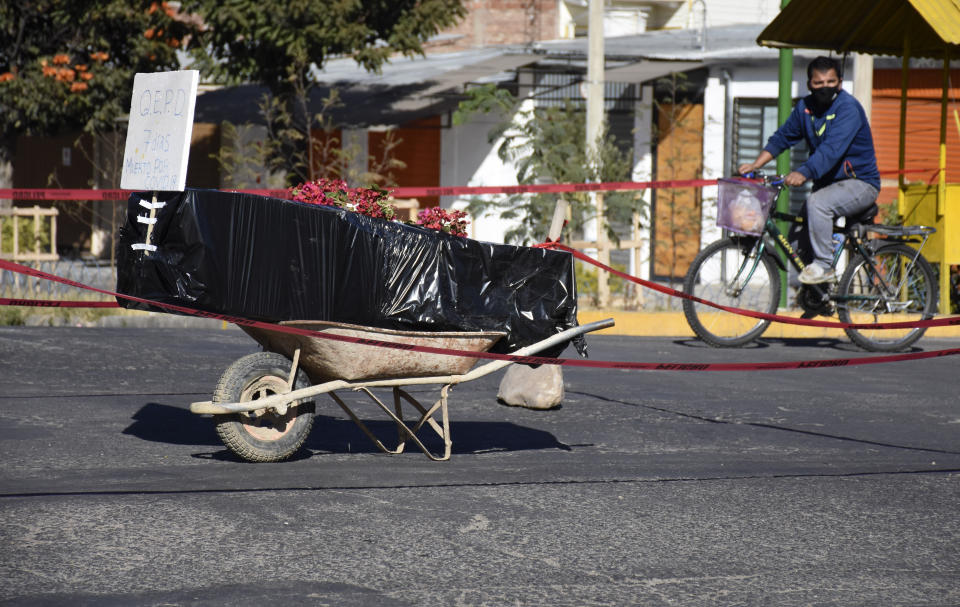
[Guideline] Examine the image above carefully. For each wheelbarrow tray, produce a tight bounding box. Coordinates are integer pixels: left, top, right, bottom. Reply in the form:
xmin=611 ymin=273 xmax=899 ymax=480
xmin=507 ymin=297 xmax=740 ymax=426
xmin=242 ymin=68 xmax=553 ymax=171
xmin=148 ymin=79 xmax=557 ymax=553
xmin=241 ymin=320 xmax=506 ymax=382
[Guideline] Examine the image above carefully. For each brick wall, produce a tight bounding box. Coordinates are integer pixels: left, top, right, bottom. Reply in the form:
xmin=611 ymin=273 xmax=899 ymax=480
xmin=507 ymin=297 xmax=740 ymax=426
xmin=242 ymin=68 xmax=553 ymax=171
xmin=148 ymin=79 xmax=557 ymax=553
xmin=427 ymin=0 xmax=559 ymax=52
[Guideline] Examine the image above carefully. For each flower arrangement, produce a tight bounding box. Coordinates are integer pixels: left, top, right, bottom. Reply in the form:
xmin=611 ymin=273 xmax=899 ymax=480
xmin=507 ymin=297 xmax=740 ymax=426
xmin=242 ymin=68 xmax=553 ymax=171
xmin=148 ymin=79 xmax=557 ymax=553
xmin=290 ymin=178 xmax=397 ymax=221
xmin=416 ymin=207 xmax=469 ymax=237
xmin=290 ymin=178 xmax=469 ymax=237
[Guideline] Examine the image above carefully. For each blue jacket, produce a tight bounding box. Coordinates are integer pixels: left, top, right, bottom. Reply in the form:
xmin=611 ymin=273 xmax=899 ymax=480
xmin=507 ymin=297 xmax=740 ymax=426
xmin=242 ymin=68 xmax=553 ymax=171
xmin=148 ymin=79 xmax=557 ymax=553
xmin=763 ymin=90 xmax=880 ymax=191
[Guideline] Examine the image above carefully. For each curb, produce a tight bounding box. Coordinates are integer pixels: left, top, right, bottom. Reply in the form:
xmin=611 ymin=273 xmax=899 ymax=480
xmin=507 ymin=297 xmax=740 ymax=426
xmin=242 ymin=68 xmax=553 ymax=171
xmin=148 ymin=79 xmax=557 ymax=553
xmin=95 ymin=311 xmax=231 ymax=330
xmin=577 ymin=310 xmax=960 ymax=339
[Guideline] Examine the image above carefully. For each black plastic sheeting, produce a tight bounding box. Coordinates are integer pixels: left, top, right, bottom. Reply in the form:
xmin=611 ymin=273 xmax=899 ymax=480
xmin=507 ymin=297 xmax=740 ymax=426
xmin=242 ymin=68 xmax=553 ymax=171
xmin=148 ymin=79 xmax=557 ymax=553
xmin=115 ymin=189 xmax=584 ymax=357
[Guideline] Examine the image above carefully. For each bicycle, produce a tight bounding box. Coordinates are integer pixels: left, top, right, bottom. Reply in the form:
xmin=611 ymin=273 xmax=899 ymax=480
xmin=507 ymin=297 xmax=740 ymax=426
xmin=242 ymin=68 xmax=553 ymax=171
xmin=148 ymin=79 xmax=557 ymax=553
xmin=681 ymin=174 xmax=938 ymax=352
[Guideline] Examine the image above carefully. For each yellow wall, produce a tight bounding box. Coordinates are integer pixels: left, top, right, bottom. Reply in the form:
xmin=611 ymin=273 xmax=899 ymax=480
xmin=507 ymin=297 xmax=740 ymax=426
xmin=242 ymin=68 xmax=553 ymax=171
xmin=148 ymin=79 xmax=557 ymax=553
xmin=899 ymin=182 xmax=959 ymax=313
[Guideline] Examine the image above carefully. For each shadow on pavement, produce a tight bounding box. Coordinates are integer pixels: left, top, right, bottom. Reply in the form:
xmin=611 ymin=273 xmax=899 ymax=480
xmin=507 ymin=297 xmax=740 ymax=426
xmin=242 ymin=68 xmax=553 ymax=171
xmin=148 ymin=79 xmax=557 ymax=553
xmin=124 ymin=403 xmax=573 ymax=460
xmin=122 ymin=402 xmax=220 ymax=446
xmin=674 ymin=336 xmax=922 ymax=353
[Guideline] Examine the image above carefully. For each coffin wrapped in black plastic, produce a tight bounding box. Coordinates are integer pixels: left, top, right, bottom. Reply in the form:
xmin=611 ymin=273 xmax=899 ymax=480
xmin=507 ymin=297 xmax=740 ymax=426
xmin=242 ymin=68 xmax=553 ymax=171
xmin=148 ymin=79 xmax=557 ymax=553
xmin=115 ymin=189 xmax=582 ymax=356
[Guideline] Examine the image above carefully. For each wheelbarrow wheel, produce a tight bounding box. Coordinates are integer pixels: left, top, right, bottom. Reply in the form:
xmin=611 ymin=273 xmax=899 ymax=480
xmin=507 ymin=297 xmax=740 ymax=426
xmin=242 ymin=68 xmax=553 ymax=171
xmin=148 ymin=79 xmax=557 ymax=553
xmin=212 ymin=351 xmax=315 ymax=462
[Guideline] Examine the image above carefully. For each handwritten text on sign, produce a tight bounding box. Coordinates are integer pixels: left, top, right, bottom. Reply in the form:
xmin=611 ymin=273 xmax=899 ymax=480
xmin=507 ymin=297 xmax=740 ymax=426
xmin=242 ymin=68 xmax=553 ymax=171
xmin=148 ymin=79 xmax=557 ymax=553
xmin=120 ymin=70 xmax=199 ymax=191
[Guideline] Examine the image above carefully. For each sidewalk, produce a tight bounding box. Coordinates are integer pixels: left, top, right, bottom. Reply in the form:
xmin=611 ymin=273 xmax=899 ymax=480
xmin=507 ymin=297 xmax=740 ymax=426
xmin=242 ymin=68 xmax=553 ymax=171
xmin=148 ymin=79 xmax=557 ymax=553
xmin=86 ymin=308 xmax=960 ymax=339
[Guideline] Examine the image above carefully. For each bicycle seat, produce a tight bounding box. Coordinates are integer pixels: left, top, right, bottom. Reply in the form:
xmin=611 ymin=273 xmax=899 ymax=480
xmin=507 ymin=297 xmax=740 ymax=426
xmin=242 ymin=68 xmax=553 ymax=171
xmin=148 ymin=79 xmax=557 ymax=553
xmin=846 ymin=203 xmax=878 ymax=226
xmin=833 ymin=203 xmax=878 ymax=233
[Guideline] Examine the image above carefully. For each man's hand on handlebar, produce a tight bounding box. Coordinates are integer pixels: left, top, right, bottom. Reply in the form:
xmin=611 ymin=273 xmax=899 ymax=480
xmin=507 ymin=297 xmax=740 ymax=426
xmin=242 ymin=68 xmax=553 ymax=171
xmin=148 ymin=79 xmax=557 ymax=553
xmin=736 ymin=164 xmax=808 ymax=188
xmin=783 ymin=171 xmax=807 ymax=187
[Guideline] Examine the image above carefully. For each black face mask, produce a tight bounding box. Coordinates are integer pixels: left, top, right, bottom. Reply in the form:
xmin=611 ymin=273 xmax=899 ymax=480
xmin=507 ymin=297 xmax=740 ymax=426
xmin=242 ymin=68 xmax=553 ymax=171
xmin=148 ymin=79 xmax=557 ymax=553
xmin=810 ymin=85 xmax=840 ymax=112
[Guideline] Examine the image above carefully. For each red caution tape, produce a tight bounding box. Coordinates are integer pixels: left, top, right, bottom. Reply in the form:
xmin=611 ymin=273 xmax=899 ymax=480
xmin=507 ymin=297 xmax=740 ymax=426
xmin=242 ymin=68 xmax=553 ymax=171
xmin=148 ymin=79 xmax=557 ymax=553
xmin=0 ymin=179 xmax=715 ymax=202
xmin=0 ymin=298 xmax=118 ymax=308
xmin=1 ymin=258 xmax=958 ymax=372
xmin=0 ymin=168 xmax=940 ymax=202
xmin=540 ymin=242 xmax=960 ymax=331
xmin=0 ymin=189 xmax=130 ymax=201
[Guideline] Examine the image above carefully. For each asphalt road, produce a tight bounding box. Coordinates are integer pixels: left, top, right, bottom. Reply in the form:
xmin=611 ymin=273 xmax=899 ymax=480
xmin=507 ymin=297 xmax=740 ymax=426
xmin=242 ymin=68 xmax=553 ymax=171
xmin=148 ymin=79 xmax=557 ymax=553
xmin=1 ymin=326 xmax=958 ymax=606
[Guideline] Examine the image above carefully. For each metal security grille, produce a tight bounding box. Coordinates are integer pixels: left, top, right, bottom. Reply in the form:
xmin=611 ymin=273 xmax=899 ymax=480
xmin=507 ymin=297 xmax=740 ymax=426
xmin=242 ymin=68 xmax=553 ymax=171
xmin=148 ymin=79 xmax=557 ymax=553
xmin=733 ymin=98 xmax=810 ymax=212
xmin=530 ymin=71 xmax=639 ymax=112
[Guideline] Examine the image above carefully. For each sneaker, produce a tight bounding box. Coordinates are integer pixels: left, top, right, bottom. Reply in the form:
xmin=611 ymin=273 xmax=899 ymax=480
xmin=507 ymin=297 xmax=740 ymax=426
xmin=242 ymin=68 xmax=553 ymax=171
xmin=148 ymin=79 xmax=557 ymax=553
xmin=798 ymin=264 xmax=836 ymax=284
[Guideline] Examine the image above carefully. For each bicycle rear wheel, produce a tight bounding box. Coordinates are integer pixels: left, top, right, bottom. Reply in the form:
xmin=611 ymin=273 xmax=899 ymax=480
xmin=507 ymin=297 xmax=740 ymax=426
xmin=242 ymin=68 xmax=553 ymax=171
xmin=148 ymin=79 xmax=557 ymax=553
xmin=682 ymin=237 xmax=781 ymax=347
xmin=837 ymin=243 xmax=937 ymax=352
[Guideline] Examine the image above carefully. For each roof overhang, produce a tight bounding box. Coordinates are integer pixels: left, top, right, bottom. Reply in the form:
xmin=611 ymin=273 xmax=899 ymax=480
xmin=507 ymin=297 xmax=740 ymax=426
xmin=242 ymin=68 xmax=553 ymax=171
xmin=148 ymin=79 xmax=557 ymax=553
xmin=757 ymin=0 xmax=960 ymax=59
xmin=601 ymin=59 xmax=704 ymax=82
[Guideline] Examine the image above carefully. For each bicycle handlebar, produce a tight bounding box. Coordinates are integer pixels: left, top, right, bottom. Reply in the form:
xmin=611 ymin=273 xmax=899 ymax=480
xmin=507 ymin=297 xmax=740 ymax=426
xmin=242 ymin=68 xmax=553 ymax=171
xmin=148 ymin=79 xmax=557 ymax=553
xmin=738 ymin=171 xmax=785 ymax=187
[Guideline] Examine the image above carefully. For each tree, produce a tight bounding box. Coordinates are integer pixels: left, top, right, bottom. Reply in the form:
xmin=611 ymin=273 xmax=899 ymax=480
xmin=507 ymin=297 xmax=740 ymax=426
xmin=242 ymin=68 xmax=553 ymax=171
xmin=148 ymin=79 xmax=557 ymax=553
xmin=183 ymin=0 xmax=466 ymax=184
xmin=454 ymin=84 xmax=640 ymax=246
xmin=0 ymin=1 xmax=200 ymax=186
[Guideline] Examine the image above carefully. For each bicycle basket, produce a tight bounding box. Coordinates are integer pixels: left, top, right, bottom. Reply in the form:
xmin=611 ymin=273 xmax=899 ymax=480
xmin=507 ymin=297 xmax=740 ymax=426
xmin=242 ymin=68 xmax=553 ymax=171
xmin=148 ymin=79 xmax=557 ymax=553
xmin=716 ymin=178 xmax=778 ymax=236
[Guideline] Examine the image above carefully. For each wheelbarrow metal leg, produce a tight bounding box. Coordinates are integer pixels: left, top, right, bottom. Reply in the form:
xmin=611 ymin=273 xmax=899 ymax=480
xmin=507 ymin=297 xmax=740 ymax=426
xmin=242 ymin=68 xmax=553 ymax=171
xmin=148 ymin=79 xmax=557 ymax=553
xmin=393 ymin=387 xmax=406 ymax=454
xmin=328 ymin=390 xmax=405 ymax=455
xmin=328 ymin=385 xmax=453 ymax=461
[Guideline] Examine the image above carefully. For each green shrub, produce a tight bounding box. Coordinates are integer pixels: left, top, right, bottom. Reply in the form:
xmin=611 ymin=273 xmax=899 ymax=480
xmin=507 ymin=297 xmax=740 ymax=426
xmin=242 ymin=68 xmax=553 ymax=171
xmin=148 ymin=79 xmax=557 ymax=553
xmin=0 ymin=306 xmax=26 ymax=326
xmin=1 ymin=215 xmax=52 ymax=255
xmin=576 ymin=262 xmax=629 ymax=308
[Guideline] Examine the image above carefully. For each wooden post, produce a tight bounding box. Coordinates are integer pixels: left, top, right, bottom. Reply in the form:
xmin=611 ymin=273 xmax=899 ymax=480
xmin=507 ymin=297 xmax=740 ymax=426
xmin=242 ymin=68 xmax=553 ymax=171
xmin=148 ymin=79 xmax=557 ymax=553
xmin=939 ymin=49 xmax=949 ymax=217
xmin=144 ymin=191 xmax=158 ymax=256
xmin=938 ymin=49 xmax=950 ymax=313
xmin=548 ymin=199 xmax=569 ymax=242
xmin=897 ymin=36 xmax=910 ymax=215
xmin=32 ymin=206 xmax=40 ymax=257
xmin=50 ymin=207 xmax=57 ymax=259
xmin=596 ymin=191 xmax=610 ymax=308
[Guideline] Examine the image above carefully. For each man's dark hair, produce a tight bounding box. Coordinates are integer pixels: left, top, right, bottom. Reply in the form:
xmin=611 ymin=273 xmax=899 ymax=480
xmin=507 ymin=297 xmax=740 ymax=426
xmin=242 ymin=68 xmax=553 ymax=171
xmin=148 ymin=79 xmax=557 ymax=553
xmin=807 ymin=56 xmax=842 ymax=80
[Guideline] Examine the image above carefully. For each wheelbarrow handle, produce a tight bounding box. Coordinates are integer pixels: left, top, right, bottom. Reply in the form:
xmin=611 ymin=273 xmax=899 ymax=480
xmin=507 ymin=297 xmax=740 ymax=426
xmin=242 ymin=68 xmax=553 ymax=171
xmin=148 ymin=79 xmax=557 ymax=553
xmin=453 ymin=317 xmax=615 ymax=382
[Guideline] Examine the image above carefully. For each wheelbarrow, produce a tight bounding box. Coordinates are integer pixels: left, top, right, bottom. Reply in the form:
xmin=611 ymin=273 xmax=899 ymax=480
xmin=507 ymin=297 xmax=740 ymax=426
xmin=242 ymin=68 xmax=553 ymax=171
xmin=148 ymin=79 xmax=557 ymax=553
xmin=190 ymin=318 xmax=614 ymax=462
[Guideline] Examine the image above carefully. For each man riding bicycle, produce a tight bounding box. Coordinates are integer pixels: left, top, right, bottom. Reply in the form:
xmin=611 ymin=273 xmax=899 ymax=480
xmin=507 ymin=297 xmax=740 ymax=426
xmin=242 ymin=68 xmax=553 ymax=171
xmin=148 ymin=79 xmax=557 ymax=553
xmin=737 ymin=56 xmax=880 ymax=285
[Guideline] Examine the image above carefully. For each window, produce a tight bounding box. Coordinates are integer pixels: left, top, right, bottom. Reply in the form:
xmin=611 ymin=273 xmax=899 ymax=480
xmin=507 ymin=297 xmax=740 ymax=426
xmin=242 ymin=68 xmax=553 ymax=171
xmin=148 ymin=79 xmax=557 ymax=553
xmin=733 ymin=98 xmax=810 ymax=212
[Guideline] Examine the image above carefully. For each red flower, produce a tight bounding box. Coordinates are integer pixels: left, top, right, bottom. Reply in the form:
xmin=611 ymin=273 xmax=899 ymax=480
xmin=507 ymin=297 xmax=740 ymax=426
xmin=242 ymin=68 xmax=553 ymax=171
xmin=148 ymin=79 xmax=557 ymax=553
xmin=416 ymin=207 xmax=469 ymax=237
xmin=290 ymin=180 xmax=467 ymax=236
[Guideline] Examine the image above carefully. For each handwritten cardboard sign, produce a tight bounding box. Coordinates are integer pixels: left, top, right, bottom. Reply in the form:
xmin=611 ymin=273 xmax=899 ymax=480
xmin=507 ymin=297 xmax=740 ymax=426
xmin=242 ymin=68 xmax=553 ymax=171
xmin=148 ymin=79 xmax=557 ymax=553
xmin=120 ymin=70 xmax=199 ymax=191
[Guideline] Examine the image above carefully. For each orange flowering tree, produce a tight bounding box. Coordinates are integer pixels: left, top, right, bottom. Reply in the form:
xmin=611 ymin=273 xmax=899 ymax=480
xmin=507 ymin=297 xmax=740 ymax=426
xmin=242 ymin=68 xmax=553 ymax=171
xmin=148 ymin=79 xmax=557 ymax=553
xmin=0 ymin=0 xmax=201 ymax=170
xmin=180 ymin=0 xmax=467 ymax=185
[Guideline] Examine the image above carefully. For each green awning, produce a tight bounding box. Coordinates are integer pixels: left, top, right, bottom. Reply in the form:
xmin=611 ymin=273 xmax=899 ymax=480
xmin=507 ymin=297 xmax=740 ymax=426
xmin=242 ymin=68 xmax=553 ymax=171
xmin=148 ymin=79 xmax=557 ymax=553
xmin=757 ymin=0 xmax=960 ymax=59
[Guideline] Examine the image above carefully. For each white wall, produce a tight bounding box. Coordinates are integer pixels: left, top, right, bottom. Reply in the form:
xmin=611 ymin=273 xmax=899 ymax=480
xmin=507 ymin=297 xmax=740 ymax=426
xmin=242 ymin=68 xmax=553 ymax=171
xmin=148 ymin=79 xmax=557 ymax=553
xmin=700 ymin=70 xmax=727 ymax=244
xmin=439 ymin=109 xmax=520 ymax=244
xmin=632 ymin=85 xmax=654 ymax=280
xmin=663 ymin=0 xmax=781 ymax=29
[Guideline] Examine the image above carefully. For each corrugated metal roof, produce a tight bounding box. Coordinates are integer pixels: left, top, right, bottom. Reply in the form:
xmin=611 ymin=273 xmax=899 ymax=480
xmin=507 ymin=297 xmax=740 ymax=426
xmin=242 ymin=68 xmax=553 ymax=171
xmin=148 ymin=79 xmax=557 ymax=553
xmin=910 ymin=0 xmax=960 ymax=44
xmin=757 ymin=0 xmax=960 ymax=59
xmin=539 ymin=23 xmax=812 ymax=61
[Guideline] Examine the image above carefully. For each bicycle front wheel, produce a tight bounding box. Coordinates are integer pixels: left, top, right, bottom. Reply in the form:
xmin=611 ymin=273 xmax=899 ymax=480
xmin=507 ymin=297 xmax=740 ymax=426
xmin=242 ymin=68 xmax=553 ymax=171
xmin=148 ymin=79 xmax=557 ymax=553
xmin=682 ymin=237 xmax=781 ymax=347
xmin=837 ymin=243 xmax=938 ymax=352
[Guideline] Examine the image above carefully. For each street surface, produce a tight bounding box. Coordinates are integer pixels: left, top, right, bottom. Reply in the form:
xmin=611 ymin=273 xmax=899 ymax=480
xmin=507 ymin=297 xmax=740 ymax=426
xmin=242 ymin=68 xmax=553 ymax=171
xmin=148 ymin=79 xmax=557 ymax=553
xmin=1 ymin=326 xmax=958 ymax=606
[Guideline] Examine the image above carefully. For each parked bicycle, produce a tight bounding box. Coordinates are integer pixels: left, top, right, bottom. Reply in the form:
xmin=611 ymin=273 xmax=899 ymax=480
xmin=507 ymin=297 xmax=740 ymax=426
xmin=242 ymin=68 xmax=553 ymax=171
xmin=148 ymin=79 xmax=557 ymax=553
xmin=682 ymin=174 xmax=938 ymax=352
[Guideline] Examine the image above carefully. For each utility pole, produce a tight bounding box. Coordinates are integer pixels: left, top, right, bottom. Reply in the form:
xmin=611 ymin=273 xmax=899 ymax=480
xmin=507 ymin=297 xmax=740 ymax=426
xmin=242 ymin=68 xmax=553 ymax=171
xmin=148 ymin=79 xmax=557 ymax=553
xmin=852 ymin=53 xmax=873 ymax=123
xmin=775 ymin=0 xmax=792 ymax=308
xmin=586 ymin=0 xmax=609 ymax=307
